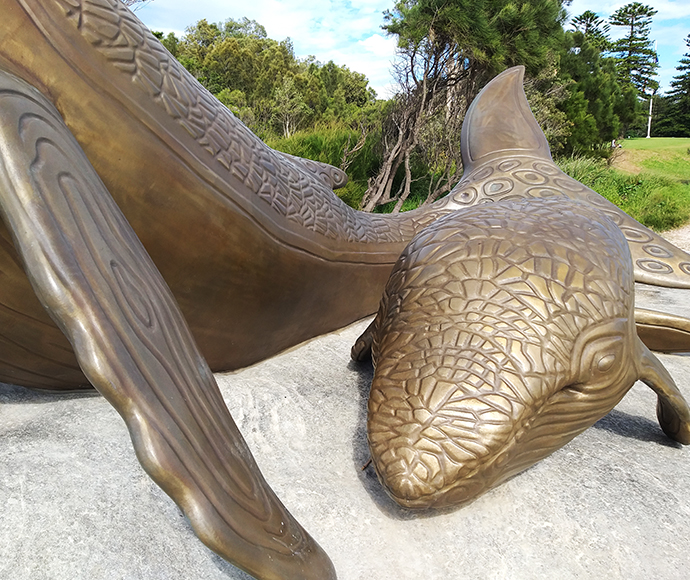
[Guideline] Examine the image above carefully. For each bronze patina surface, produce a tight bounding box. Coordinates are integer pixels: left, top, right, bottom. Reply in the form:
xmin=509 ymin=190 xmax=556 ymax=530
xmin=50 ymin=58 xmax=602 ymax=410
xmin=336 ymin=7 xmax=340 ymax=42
xmin=355 ymin=197 xmax=690 ymax=508
xmin=352 ymin=69 xmax=690 ymax=509
xmin=1 ymin=1 xmax=690 ymax=579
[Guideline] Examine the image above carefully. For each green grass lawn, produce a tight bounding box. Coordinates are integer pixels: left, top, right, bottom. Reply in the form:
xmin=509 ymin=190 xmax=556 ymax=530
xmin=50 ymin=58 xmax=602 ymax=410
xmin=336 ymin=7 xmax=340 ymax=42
xmin=619 ymin=138 xmax=690 ymax=184
xmin=557 ymin=138 xmax=690 ymax=232
xmin=621 ymin=137 xmax=690 ymax=153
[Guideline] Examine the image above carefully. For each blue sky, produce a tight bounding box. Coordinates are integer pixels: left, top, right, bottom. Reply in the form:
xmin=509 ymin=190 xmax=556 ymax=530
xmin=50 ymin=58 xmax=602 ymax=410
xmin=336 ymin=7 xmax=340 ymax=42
xmin=135 ymin=0 xmax=690 ymax=98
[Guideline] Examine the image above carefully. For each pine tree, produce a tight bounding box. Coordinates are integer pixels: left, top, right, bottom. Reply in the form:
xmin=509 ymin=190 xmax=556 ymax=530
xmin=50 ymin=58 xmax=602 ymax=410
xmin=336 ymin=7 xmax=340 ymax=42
xmin=655 ymin=34 xmax=690 ymax=137
xmin=609 ymin=3 xmax=659 ymax=96
xmin=571 ymin=11 xmax=610 ymax=50
xmin=559 ymin=31 xmax=633 ymax=150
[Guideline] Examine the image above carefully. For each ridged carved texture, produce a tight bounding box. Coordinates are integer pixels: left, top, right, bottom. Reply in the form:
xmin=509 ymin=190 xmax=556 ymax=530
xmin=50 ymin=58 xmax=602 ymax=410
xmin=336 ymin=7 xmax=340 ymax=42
xmin=362 ymin=197 xmax=690 ymax=509
xmin=43 ymin=0 xmax=442 ymax=244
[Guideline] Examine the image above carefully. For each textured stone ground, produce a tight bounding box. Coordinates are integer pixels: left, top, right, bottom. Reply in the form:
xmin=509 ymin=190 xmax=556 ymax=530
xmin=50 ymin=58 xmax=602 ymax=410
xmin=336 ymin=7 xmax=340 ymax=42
xmin=1 ymin=270 xmax=690 ymax=580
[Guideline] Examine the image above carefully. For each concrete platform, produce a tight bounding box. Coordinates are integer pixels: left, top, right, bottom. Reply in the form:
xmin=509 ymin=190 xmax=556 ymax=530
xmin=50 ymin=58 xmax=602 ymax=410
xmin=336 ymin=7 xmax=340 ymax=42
xmin=1 ymin=284 xmax=689 ymax=580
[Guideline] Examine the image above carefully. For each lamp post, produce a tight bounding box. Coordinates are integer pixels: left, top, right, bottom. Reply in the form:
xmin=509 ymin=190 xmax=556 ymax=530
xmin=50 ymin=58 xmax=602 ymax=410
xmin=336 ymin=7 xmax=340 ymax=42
xmin=646 ymin=90 xmax=655 ymax=138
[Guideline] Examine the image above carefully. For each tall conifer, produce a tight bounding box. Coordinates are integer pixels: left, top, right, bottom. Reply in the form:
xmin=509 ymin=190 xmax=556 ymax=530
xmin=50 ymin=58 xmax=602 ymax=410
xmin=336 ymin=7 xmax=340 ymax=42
xmin=609 ymin=3 xmax=659 ymax=95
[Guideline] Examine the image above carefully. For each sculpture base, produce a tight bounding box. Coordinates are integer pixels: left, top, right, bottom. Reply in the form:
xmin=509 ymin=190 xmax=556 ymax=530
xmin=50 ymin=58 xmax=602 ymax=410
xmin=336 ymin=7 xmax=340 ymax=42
xmin=1 ymin=282 xmax=689 ymax=580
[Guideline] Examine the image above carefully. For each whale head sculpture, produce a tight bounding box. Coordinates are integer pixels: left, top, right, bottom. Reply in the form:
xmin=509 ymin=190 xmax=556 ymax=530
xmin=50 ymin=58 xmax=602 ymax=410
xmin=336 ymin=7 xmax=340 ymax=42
xmin=353 ymin=68 xmax=690 ymax=509
xmin=356 ymin=196 xmax=690 ymax=508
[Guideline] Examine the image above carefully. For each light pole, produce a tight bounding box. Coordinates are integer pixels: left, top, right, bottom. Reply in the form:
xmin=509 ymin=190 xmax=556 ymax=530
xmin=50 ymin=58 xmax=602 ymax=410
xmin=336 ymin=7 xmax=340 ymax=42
xmin=646 ymin=90 xmax=655 ymax=138
xmin=646 ymin=40 xmax=658 ymax=139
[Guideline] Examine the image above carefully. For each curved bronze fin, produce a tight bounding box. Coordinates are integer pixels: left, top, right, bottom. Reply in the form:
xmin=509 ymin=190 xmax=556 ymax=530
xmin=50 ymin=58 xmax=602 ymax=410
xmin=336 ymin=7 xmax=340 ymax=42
xmin=635 ymin=308 xmax=690 ymax=352
xmin=0 ymin=71 xmax=335 ymax=580
xmin=637 ymin=343 xmax=690 ymax=444
xmin=584 ymin=190 xmax=690 ymax=288
xmin=351 ymin=318 xmax=376 ymax=362
xmin=456 ymin=67 xmax=690 ymax=289
xmin=460 ymin=66 xmax=551 ymax=172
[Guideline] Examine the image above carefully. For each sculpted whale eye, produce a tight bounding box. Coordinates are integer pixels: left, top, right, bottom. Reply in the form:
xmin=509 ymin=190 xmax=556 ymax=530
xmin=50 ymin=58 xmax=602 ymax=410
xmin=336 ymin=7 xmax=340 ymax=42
xmin=570 ymin=321 xmax=628 ymax=385
xmin=597 ymin=354 xmax=617 ymax=372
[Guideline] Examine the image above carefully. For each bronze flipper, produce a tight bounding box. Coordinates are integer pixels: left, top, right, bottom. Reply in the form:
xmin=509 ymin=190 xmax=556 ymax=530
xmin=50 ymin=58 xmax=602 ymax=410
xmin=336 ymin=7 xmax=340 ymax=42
xmin=0 ymin=69 xmax=334 ymax=580
xmin=635 ymin=308 xmax=690 ymax=352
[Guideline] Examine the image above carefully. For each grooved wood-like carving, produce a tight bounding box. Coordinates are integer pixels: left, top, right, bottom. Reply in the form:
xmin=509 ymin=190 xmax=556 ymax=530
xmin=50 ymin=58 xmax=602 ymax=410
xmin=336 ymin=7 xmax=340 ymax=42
xmin=0 ymin=71 xmax=335 ymax=580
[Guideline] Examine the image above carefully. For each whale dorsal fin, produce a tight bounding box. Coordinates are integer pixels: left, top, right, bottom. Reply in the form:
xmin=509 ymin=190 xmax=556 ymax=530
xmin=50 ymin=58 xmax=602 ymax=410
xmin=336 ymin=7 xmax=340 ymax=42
xmin=452 ymin=66 xmax=690 ymax=290
xmin=461 ymin=66 xmax=551 ymax=173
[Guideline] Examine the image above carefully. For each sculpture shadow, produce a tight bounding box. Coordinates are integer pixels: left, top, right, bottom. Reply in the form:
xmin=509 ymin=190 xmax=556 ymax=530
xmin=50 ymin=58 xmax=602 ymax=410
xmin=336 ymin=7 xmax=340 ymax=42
xmin=209 ymin=553 xmax=255 ymax=579
xmin=593 ymin=408 xmax=683 ymax=448
xmin=0 ymin=381 xmax=98 ymax=405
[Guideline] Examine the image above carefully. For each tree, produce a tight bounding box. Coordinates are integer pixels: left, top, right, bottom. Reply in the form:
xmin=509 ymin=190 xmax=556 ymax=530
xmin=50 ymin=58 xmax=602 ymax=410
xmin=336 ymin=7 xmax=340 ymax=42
xmin=360 ymin=0 xmax=567 ymax=212
xmin=558 ymin=30 xmax=635 ymax=150
xmin=654 ymin=34 xmax=690 ymax=137
xmin=152 ymin=31 xmax=179 ymax=57
xmin=170 ymin=17 xmax=378 ymax=139
xmin=609 ymin=3 xmax=659 ymax=95
xmin=272 ymin=77 xmax=311 ymax=137
xmin=570 ymin=10 xmax=610 ymax=50
xmin=122 ymin=0 xmax=152 ymax=10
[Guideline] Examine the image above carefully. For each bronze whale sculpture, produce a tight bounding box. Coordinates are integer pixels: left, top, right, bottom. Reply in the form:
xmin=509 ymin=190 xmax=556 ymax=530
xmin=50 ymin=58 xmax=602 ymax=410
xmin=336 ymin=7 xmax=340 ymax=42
xmin=1 ymin=1 xmax=690 ymax=579
xmin=350 ymin=67 xmax=690 ymax=509
xmin=354 ymin=197 xmax=690 ymax=508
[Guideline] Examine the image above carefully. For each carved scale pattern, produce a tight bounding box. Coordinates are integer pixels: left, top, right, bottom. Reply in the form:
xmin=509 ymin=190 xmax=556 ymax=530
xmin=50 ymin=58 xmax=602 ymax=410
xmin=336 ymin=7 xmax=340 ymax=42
xmin=437 ymin=155 xmax=690 ymax=287
xmin=49 ymin=0 xmax=424 ymax=244
xmin=367 ymin=197 xmax=638 ymax=507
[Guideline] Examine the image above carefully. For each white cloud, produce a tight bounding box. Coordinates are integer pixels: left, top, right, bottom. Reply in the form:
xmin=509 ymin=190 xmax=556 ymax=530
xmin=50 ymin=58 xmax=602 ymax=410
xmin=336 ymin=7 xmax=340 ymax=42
xmin=358 ymin=33 xmax=397 ymax=57
xmin=138 ymin=0 xmax=398 ymax=95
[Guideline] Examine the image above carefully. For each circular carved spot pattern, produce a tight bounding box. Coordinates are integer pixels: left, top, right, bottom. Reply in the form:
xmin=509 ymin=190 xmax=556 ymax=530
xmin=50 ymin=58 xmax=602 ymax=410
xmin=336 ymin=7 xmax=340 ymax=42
xmin=483 ymin=178 xmax=514 ymax=196
xmin=331 ymin=171 xmax=346 ymax=187
xmin=643 ymin=244 xmax=674 ymax=259
xmin=680 ymin=263 xmax=690 ymax=275
xmin=532 ymin=161 xmax=560 ymax=176
xmin=452 ymin=187 xmax=478 ymax=205
xmin=470 ymin=166 xmax=494 ymax=181
xmin=513 ymin=170 xmax=548 ymax=185
xmin=602 ymin=210 xmax=624 ymax=226
xmin=620 ymin=227 xmax=653 ymax=244
xmin=586 ymin=192 xmax=609 ymax=207
xmin=553 ymin=177 xmax=585 ymax=192
xmin=498 ymin=159 xmax=521 ymax=172
xmin=636 ymin=259 xmax=674 ymax=274
xmin=525 ymin=187 xmax=562 ymax=198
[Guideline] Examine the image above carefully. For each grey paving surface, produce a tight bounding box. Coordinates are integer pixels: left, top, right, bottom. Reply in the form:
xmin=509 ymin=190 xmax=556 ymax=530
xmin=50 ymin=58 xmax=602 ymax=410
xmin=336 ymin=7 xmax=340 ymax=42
xmin=1 ymin=284 xmax=690 ymax=580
